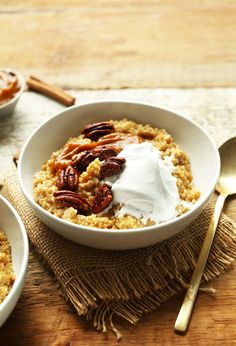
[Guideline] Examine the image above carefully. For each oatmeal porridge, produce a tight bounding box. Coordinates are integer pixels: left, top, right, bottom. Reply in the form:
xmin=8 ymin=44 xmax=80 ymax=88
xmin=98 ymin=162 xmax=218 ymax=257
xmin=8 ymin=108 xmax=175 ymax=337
xmin=0 ymin=230 xmax=15 ymax=303
xmin=33 ymin=119 xmax=200 ymax=229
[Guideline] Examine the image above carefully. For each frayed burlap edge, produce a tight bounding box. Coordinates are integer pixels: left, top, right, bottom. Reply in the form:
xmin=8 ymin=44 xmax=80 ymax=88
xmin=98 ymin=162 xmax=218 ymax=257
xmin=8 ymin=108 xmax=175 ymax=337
xmin=1 ymin=171 xmax=236 ymax=339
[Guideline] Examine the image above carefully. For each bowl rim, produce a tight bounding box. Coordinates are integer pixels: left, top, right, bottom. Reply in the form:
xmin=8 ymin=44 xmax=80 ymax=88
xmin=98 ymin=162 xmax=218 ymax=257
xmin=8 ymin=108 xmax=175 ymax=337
xmin=0 ymin=68 xmax=25 ymax=110
xmin=18 ymin=100 xmax=221 ymax=235
xmin=0 ymin=195 xmax=29 ymax=313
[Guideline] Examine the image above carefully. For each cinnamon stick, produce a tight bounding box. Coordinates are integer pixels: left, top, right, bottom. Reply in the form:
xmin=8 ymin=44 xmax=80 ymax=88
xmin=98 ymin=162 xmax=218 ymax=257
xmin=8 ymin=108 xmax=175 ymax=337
xmin=27 ymin=76 xmax=75 ymax=107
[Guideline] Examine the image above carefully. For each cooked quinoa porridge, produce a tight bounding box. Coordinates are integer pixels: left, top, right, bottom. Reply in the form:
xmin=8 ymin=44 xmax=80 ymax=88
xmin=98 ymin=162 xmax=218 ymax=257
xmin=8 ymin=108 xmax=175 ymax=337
xmin=33 ymin=119 xmax=200 ymax=229
xmin=0 ymin=230 xmax=15 ymax=303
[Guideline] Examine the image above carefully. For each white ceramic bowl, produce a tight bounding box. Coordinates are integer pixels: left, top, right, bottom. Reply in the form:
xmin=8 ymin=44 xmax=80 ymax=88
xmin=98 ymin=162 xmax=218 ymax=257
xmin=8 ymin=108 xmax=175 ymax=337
xmin=0 ymin=195 xmax=28 ymax=327
xmin=18 ymin=101 xmax=220 ymax=250
xmin=0 ymin=69 xmax=25 ymax=118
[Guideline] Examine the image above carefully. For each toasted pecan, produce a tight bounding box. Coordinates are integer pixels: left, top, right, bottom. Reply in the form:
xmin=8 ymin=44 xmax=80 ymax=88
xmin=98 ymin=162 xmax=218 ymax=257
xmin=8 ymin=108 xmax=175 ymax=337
xmin=72 ymin=147 xmax=118 ymax=171
xmin=81 ymin=121 xmax=115 ymax=141
xmin=100 ymin=157 xmax=126 ymax=179
xmin=92 ymin=184 xmax=113 ymax=213
xmin=56 ymin=166 xmax=79 ymax=191
xmin=53 ymin=190 xmax=91 ymax=214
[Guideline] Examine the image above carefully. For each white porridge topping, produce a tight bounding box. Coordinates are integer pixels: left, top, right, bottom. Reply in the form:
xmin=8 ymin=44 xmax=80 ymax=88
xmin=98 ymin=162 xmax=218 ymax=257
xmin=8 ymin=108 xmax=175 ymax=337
xmin=105 ymin=142 xmax=181 ymax=223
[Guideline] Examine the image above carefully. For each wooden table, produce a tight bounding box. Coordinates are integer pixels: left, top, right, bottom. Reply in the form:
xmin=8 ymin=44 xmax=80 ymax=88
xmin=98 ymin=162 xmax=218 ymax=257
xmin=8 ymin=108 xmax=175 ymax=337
xmin=1 ymin=1 xmax=236 ymax=345
xmin=1 ymin=1 xmax=236 ymax=89
xmin=0 ymin=89 xmax=236 ymax=346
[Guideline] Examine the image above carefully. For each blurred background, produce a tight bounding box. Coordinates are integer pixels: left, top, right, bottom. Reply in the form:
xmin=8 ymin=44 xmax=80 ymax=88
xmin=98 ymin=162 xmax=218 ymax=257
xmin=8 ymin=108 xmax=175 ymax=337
xmin=1 ymin=0 xmax=235 ymax=89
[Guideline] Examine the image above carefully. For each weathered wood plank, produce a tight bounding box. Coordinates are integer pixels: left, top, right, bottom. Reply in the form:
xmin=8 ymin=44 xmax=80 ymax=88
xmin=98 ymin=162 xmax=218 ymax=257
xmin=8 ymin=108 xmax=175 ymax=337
xmin=0 ymin=1 xmax=236 ymax=88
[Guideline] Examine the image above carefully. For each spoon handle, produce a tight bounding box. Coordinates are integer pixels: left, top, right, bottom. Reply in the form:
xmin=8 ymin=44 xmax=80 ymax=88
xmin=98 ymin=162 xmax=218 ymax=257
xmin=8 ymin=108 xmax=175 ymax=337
xmin=174 ymin=193 xmax=226 ymax=333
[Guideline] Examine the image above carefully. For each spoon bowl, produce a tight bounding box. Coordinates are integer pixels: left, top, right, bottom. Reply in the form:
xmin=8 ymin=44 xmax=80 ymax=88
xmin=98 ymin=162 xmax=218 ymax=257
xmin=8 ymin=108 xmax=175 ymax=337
xmin=217 ymin=137 xmax=236 ymax=196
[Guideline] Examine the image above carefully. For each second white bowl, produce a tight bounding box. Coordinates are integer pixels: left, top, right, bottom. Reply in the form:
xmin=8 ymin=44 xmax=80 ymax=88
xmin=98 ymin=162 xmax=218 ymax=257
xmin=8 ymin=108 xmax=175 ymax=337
xmin=0 ymin=195 xmax=28 ymax=327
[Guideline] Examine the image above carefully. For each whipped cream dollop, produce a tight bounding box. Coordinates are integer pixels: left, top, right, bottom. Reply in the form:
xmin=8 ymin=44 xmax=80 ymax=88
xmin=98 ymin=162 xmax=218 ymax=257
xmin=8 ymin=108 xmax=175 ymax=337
xmin=105 ymin=142 xmax=181 ymax=223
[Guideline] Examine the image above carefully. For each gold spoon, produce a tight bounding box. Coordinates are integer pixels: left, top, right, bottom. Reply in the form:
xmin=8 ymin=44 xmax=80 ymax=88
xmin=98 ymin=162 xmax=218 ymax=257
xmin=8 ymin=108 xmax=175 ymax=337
xmin=174 ymin=137 xmax=236 ymax=333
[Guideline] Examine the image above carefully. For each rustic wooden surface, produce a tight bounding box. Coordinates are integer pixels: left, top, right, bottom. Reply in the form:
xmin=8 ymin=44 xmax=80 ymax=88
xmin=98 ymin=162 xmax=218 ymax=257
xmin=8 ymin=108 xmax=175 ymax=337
xmin=0 ymin=0 xmax=236 ymax=88
xmin=0 ymin=89 xmax=236 ymax=345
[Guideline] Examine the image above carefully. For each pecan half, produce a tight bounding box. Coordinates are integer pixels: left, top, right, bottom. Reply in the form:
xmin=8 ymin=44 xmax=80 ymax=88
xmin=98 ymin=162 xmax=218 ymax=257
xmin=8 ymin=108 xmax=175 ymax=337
xmin=97 ymin=147 xmax=118 ymax=161
xmin=56 ymin=166 xmax=79 ymax=191
xmin=92 ymin=184 xmax=113 ymax=213
xmin=53 ymin=190 xmax=91 ymax=214
xmin=71 ymin=151 xmax=91 ymax=169
xmin=81 ymin=122 xmax=115 ymax=141
xmin=72 ymin=147 xmax=118 ymax=171
xmin=100 ymin=157 xmax=126 ymax=179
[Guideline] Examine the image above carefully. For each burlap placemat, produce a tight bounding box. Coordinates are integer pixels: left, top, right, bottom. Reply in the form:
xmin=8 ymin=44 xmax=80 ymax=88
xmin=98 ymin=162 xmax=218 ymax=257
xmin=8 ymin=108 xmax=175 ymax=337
xmin=1 ymin=171 xmax=236 ymax=339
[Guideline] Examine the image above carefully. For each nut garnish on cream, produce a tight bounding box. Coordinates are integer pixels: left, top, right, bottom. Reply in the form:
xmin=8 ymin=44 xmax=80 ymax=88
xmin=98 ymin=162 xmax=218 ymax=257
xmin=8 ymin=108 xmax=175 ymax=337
xmin=105 ymin=142 xmax=180 ymax=223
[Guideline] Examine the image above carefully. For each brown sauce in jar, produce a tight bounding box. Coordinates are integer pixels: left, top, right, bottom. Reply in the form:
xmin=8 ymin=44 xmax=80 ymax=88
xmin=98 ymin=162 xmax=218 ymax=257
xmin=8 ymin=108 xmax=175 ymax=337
xmin=0 ymin=71 xmax=20 ymax=106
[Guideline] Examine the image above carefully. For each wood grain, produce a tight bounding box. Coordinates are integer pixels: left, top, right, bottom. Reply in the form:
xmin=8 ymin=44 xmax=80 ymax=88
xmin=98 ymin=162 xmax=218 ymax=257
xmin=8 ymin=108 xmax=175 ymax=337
xmin=0 ymin=1 xmax=236 ymax=88
xmin=0 ymin=88 xmax=236 ymax=345
xmin=1 ymin=239 xmax=236 ymax=346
